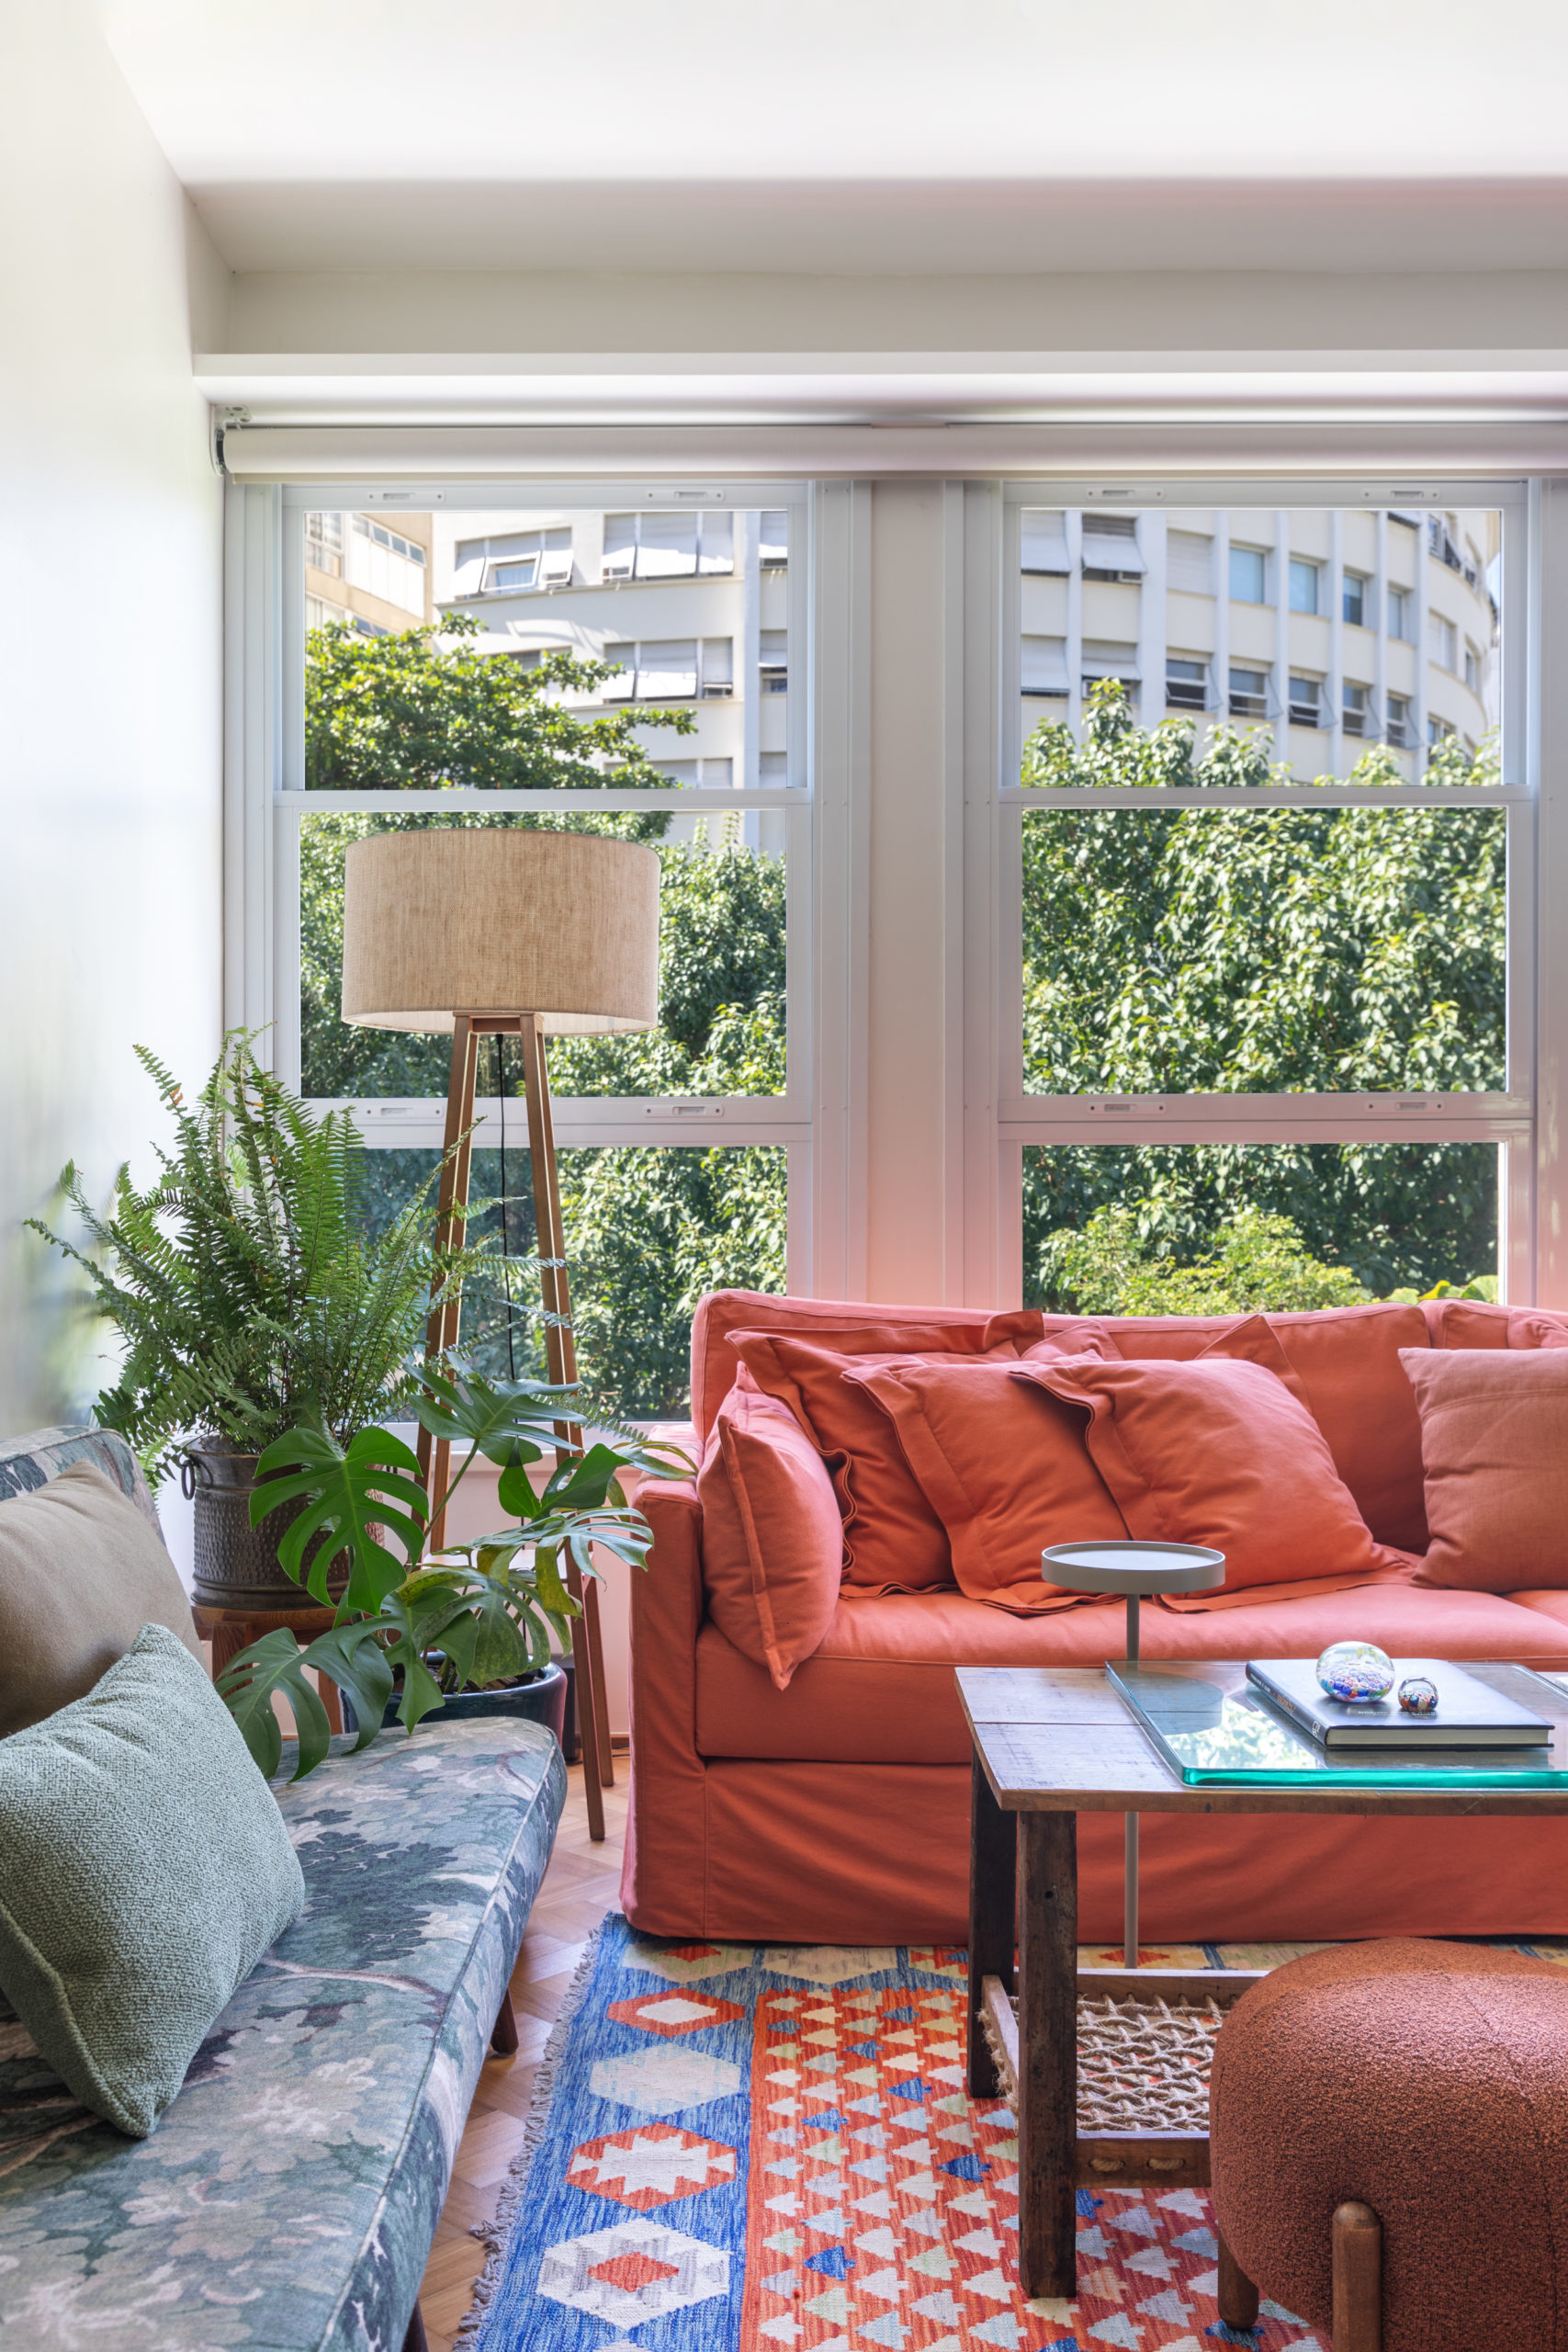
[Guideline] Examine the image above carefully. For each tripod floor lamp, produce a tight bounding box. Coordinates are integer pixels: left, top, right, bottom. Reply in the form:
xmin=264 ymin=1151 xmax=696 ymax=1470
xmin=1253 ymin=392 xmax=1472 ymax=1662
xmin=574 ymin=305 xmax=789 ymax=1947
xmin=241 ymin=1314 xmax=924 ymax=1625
xmin=341 ymin=828 xmax=662 ymax=1843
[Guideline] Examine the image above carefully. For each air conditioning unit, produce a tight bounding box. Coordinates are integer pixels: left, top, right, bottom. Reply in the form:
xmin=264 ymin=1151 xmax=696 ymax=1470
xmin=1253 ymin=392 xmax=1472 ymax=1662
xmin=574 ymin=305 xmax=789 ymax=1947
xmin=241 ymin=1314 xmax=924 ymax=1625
xmin=701 ymin=683 xmax=734 ymax=699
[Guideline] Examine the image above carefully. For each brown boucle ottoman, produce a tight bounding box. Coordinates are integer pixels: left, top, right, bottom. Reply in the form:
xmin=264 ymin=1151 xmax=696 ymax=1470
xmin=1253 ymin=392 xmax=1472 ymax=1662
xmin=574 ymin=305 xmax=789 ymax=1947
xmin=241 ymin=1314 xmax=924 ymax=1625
xmin=1209 ymin=1938 xmax=1568 ymax=2349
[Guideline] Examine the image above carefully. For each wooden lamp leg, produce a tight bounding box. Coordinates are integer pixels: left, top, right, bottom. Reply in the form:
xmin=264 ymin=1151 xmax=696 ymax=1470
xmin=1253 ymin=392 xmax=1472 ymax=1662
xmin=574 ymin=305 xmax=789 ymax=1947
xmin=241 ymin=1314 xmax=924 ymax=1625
xmin=418 ymin=1016 xmax=480 ymax=1555
xmin=1333 ymin=2200 xmax=1382 ymax=2352
xmin=1216 ymin=2233 xmax=1260 ymax=2332
xmin=519 ymin=1013 xmax=609 ymax=1842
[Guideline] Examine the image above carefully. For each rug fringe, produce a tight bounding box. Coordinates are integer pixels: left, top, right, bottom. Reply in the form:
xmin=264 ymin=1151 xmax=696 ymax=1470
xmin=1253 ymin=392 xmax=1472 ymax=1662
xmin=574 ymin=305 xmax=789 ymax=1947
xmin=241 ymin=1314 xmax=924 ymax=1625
xmin=453 ymin=1909 xmax=617 ymax=2352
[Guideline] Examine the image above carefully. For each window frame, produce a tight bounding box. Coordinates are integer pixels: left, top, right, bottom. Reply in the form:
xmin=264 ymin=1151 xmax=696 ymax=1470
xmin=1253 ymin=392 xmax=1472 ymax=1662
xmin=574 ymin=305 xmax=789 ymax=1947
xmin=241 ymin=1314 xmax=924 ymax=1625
xmin=228 ymin=475 xmax=867 ymax=1306
xmin=991 ymin=477 xmax=1536 ymax=1304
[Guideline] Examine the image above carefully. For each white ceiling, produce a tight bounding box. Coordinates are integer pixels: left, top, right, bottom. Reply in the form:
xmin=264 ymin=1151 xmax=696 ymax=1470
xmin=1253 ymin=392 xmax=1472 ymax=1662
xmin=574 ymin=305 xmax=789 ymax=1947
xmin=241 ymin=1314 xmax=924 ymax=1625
xmin=102 ymin=0 xmax=1568 ymax=278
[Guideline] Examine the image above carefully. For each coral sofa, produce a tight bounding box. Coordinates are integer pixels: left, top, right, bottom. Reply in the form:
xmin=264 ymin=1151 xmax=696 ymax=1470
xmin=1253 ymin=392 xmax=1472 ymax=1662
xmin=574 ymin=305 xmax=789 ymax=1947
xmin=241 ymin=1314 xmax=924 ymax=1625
xmin=622 ymin=1291 xmax=1568 ymax=1948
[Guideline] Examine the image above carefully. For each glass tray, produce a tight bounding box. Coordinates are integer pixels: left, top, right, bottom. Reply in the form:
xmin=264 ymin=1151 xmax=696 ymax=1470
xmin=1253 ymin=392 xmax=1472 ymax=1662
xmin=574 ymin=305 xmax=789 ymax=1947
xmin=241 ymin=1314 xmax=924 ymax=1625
xmin=1107 ymin=1662 xmax=1568 ymax=1789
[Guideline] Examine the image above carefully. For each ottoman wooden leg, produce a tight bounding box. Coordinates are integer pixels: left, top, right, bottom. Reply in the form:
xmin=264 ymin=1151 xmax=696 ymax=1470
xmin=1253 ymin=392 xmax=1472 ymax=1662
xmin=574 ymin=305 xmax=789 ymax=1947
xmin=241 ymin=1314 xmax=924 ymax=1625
xmin=1333 ymin=2200 xmax=1382 ymax=2352
xmin=1215 ymin=2232 xmax=1259 ymax=2331
xmin=402 ymin=2301 xmax=429 ymax=2352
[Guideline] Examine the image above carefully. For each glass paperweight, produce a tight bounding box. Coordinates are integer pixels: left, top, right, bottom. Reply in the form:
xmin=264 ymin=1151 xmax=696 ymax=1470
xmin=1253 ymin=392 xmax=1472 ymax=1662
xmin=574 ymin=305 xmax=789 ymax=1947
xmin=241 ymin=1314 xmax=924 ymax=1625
xmin=1316 ymin=1641 xmax=1396 ymax=1702
xmin=1398 ymin=1674 xmax=1440 ymax=1715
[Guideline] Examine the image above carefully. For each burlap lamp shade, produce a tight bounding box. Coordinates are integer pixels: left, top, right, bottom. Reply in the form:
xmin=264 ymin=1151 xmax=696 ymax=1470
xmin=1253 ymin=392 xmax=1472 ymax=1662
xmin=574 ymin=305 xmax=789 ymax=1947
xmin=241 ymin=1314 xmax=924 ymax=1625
xmin=341 ymin=830 xmax=660 ymax=1033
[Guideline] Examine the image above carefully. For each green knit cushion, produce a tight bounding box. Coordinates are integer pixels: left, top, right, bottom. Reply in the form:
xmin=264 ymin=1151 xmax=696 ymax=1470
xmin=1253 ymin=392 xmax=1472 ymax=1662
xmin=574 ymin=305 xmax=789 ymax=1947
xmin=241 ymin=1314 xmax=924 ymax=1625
xmin=0 ymin=1623 xmax=305 ymax=2136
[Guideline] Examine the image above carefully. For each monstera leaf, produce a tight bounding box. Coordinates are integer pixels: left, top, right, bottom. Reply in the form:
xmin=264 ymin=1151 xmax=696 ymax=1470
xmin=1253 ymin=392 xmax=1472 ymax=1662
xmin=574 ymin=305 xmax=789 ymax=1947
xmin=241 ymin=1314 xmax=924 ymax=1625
xmin=217 ymin=1621 xmax=396 ymax=1781
xmin=249 ymin=1424 xmax=429 ymax=1611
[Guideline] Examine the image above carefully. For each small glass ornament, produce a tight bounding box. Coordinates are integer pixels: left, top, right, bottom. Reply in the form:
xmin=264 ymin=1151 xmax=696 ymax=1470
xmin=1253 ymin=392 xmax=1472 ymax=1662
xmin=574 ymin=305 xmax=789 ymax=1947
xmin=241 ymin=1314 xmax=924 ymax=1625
xmin=1315 ymin=1641 xmax=1396 ymax=1702
xmin=1397 ymin=1675 xmax=1439 ymax=1716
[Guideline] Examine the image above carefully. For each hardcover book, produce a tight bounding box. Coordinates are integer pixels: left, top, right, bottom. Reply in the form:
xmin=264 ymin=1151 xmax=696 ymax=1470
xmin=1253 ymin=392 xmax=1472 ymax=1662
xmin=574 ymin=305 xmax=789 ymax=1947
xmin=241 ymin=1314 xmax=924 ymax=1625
xmin=1246 ymin=1657 xmax=1551 ymax=1749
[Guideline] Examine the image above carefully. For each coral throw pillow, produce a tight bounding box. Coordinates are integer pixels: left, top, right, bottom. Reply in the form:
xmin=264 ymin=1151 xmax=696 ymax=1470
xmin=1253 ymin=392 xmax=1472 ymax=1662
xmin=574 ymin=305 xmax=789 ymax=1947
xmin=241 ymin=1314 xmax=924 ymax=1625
xmin=695 ymin=1374 xmax=844 ymax=1687
xmin=728 ymin=1318 xmax=1042 ymax=1589
xmin=845 ymin=1356 xmax=1127 ymax=1612
xmin=1021 ymin=1353 xmax=1405 ymax=1594
xmin=1400 ymin=1348 xmax=1568 ymax=1591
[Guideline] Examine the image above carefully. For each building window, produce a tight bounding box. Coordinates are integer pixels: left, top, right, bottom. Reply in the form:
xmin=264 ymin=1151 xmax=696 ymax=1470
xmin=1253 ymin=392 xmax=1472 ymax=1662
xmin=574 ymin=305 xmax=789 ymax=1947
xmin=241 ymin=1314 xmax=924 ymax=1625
xmin=603 ymin=637 xmax=736 ymax=701
xmin=1082 ymin=640 xmax=1140 ymax=697
xmin=1428 ymin=714 xmax=1456 ymax=748
xmin=1343 ymin=682 xmax=1370 ymax=737
xmin=759 ymin=629 xmax=788 ymax=694
xmin=1167 ymin=530 xmax=1213 ymax=595
xmin=1389 ymin=586 xmax=1414 ymax=640
xmin=1387 ymin=692 xmax=1414 ymax=747
xmin=1081 ymin=514 xmax=1145 ymax=582
xmin=1165 ymin=657 xmax=1208 ymax=711
xmin=1288 ymin=560 xmax=1321 ymax=616
xmin=602 ymin=509 xmax=735 ymax=582
xmin=1429 ymin=613 xmax=1458 ymax=672
xmin=305 ymin=512 xmax=344 ymax=579
xmin=1229 ymin=546 xmax=1269 ymax=604
xmin=1021 ymin=512 xmax=1070 ymax=577
xmin=1429 ymin=514 xmax=1464 ymax=572
xmin=1343 ymin=571 xmax=1368 ymax=627
xmin=1289 ymin=675 xmax=1323 ymax=728
xmin=758 ymin=513 xmax=789 ymax=570
xmin=1021 ymin=636 xmax=1069 ymax=698
xmin=1464 ymin=640 xmax=1481 ymax=692
xmin=451 ymin=527 xmax=573 ymax=597
xmin=1229 ymin=664 xmax=1269 ymax=719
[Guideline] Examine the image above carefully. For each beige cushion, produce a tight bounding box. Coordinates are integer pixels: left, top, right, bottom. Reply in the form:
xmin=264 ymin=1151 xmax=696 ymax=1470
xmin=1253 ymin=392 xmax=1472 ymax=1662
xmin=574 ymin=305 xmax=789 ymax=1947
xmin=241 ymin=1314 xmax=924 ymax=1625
xmin=0 ymin=1462 xmax=201 ymax=1737
xmin=1401 ymin=1346 xmax=1568 ymax=1590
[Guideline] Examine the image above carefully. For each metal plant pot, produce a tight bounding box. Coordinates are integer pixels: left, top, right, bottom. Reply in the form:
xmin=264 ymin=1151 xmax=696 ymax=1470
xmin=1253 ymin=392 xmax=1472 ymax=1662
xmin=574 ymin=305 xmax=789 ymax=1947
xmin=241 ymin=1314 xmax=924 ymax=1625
xmin=184 ymin=1441 xmax=348 ymax=1611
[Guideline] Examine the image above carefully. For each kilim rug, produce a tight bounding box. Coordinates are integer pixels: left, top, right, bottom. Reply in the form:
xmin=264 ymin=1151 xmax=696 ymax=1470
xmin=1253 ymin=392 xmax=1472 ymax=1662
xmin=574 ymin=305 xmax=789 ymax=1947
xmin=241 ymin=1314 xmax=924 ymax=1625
xmin=461 ymin=1914 xmax=1379 ymax=2352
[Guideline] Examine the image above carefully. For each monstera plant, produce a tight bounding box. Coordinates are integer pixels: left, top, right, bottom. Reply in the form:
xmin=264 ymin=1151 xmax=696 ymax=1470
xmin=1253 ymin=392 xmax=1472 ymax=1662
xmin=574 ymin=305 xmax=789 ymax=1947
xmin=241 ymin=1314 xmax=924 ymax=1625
xmin=216 ymin=1358 xmax=691 ymax=1781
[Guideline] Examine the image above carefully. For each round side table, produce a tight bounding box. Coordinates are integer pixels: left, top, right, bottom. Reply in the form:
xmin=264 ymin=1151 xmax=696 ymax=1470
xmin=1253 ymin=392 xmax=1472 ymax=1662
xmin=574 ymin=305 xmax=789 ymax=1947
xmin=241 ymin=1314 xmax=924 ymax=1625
xmin=1042 ymin=1540 xmax=1226 ymax=1968
xmin=191 ymin=1600 xmax=344 ymax=1732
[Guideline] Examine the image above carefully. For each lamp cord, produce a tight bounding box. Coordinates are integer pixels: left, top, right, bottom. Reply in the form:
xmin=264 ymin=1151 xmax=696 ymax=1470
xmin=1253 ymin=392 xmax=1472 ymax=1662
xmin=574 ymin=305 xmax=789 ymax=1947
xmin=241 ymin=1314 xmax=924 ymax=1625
xmin=498 ymin=1036 xmax=517 ymax=1380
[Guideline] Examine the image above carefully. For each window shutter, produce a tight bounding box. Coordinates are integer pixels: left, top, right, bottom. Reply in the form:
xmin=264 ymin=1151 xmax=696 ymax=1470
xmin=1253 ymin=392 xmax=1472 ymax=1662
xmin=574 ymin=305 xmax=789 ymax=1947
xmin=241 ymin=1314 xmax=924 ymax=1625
xmin=1080 ymin=639 xmax=1141 ymax=681
xmin=540 ymin=527 xmax=573 ymax=586
xmin=636 ymin=513 xmax=699 ymax=579
xmin=602 ymin=514 xmax=637 ymax=580
xmin=1021 ymin=512 xmax=1070 ymax=576
xmin=1021 ymin=635 xmax=1069 ymax=695
xmin=639 ymin=639 xmax=698 ymax=697
xmin=698 ymin=512 xmax=736 ymax=573
xmin=758 ymin=512 xmax=789 ymax=568
xmin=1081 ymin=524 xmax=1146 ymax=576
xmin=1167 ymin=530 xmax=1213 ymax=594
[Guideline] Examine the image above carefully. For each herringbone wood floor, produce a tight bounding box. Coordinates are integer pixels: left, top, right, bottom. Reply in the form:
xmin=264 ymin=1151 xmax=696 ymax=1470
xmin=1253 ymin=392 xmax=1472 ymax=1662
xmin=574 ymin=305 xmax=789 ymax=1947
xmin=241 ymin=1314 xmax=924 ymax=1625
xmin=417 ymin=1758 xmax=628 ymax=2352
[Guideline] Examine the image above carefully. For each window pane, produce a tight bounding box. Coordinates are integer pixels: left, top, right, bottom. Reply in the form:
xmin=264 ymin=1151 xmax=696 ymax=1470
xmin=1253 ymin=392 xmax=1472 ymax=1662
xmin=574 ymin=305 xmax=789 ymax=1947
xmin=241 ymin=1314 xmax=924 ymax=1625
xmin=1021 ymin=804 xmax=1504 ymax=1095
xmin=300 ymin=810 xmax=786 ymax=1100
xmin=1022 ymin=1141 xmax=1498 ymax=1309
xmin=303 ymin=501 xmax=797 ymax=787
xmin=363 ymin=1142 xmax=786 ymax=1417
xmin=1020 ymin=503 xmax=1503 ymax=785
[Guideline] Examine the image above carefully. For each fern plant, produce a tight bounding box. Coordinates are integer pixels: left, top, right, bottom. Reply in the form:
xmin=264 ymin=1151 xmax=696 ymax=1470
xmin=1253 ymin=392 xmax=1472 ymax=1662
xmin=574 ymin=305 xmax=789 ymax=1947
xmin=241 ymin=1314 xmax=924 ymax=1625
xmin=31 ymin=1035 xmax=492 ymax=1482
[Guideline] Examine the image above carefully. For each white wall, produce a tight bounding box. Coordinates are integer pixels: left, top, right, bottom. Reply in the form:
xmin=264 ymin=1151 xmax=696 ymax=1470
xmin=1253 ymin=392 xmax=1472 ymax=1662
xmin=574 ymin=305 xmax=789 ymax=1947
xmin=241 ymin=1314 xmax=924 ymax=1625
xmin=0 ymin=4 xmax=226 ymax=1443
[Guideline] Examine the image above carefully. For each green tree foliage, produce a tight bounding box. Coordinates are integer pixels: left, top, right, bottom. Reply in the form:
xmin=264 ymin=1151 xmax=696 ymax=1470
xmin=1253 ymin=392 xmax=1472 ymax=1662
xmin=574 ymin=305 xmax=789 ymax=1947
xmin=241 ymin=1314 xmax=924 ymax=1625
xmin=1023 ymin=687 xmax=1504 ymax=1306
xmin=1043 ymin=1205 xmax=1369 ymax=1316
xmin=305 ymin=614 xmax=694 ymax=793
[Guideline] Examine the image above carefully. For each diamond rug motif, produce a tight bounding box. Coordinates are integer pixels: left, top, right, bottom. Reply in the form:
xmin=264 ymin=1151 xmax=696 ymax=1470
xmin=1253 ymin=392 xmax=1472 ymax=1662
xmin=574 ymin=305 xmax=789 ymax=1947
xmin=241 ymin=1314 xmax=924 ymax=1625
xmin=466 ymin=1915 xmax=1342 ymax=2350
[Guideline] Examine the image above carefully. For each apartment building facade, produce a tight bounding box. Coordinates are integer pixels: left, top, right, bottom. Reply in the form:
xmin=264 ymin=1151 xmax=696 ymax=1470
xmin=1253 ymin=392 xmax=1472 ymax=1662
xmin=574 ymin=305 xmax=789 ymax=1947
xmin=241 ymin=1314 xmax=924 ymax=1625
xmin=426 ymin=504 xmax=791 ymax=797
xmin=1019 ymin=503 xmax=1499 ymax=777
xmin=304 ymin=507 xmax=435 ymax=636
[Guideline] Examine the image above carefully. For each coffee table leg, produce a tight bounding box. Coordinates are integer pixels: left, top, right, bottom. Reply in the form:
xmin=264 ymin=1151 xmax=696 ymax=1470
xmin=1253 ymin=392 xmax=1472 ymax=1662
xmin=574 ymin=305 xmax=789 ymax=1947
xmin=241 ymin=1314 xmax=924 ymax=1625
xmin=1018 ymin=1810 xmax=1078 ymax=2301
xmin=967 ymin=1751 xmax=1016 ymax=2098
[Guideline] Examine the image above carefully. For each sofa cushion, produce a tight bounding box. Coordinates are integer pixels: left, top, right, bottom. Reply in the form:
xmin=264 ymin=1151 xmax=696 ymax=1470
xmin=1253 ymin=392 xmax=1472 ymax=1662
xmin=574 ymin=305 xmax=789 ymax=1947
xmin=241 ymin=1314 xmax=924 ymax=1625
xmin=728 ymin=1320 xmax=1041 ymax=1591
xmin=692 ymin=1288 xmax=1043 ymax=1442
xmin=846 ymin=1355 xmax=1126 ymax=1611
xmin=693 ymin=1582 xmax=1568 ymax=1765
xmin=0 ymin=1462 xmax=201 ymax=1739
xmin=0 ymin=1717 xmax=566 ymax=2352
xmin=0 ymin=1424 xmax=163 ymax=1533
xmin=695 ymin=1371 xmax=844 ymax=1687
xmin=1403 ymin=1347 xmax=1568 ymax=1590
xmin=0 ymin=1625 xmax=304 ymax=2137
xmin=1040 ymin=1302 xmax=1433 ymax=1552
xmin=1423 ymin=1297 xmax=1568 ymax=1351
xmin=1022 ymin=1352 xmax=1408 ymax=1595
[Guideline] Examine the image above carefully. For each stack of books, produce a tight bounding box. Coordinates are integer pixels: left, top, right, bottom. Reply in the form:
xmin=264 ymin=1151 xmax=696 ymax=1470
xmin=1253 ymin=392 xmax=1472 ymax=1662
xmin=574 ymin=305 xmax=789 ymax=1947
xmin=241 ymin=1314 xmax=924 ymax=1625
xmin=1245 ymin=1659 xmax=1551 ymax=1751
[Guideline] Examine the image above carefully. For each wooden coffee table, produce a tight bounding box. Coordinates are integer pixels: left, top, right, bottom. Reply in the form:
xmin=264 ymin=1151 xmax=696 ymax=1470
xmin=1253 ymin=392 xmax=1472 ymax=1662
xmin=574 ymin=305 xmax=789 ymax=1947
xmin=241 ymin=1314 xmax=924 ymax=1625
xmin=959 ymin=1660 xmax=1568 ymax=2301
